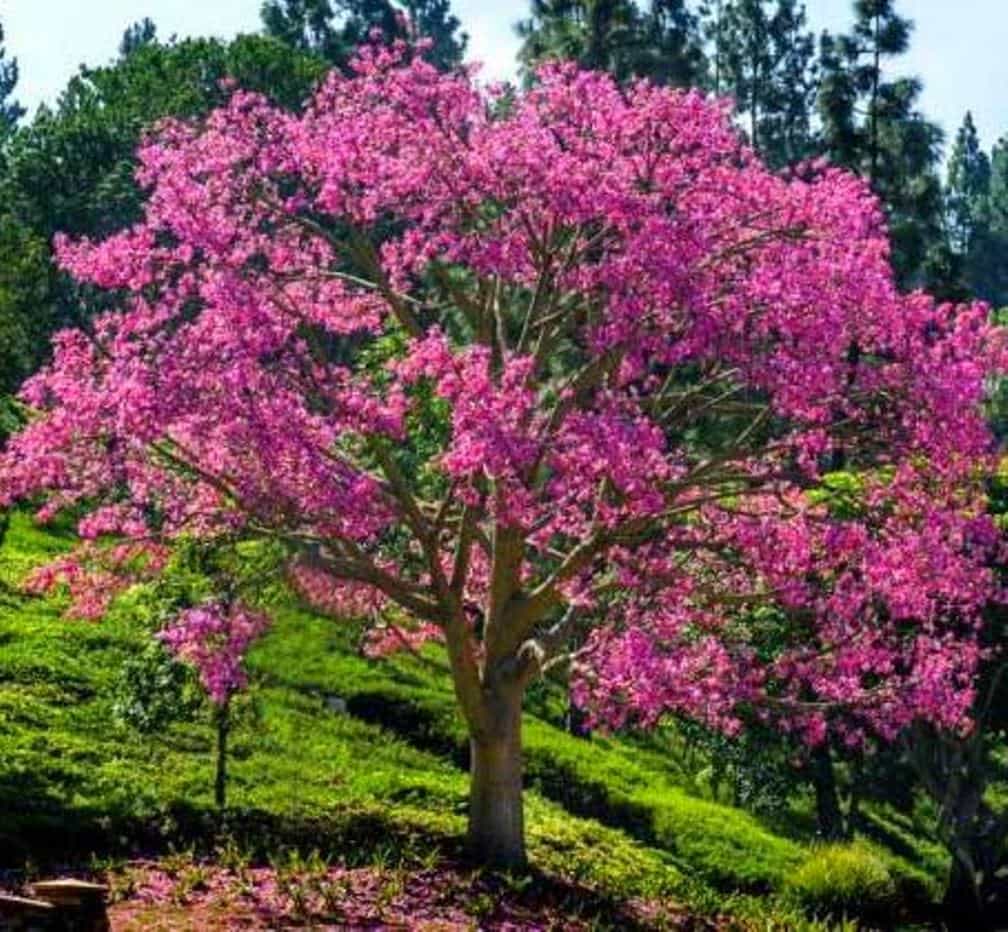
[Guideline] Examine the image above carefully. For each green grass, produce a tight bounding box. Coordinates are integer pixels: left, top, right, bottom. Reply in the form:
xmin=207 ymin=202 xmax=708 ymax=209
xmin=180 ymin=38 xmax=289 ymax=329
xmin=256 ymin=608 xmax=804 ymax=891
xmin=784 ymin=843 xmax=897 ymax=923
xmin=0 ymin=511 xmax=947 ymax=927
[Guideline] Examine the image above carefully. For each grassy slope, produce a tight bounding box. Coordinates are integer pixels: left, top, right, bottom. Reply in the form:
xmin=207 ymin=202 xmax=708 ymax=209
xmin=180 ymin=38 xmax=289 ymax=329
xmin=0 ymin=512 xmax=945 ymax=927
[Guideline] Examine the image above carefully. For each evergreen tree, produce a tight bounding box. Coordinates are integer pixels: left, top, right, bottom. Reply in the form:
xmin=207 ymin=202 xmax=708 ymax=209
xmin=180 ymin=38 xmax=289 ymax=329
xmin=0 ymin=22 xmax=25 ymax=135
xmin=262 ymin=0 xmax=344 ymax=62
xmin=705 ymin=0 xmax=817 ymax=168
xmin=946 ymin=112 xmax=990 ymax=257
xmin=967 ymin=134 xmax=1008 ymax=308
xmin=637 ymin=0 xmax=707 ymax=87
xmin=760 ymin=1 xmax=817 ymax=167
xmin=516 ymin=0 xmax=641 ymax=81
xmin=517 ymin=1 xmax=705 ymax=87
xmin=119 ymin=18 xmax=159 ymax=59
xmin=991 ymin=136 xmax=1008 ymax=242
xmin=817 ymin=1 xmax=944 ymax=288
xmin=0 ymin=34 xmax=327 ymax=393
xmin=261 ymin=0 xmax=467 ymax=70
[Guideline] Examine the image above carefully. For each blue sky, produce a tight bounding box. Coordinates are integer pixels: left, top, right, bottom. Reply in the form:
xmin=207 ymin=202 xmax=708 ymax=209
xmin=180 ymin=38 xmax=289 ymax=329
xmin=3 ymin=1 xmax=1005 ymax=156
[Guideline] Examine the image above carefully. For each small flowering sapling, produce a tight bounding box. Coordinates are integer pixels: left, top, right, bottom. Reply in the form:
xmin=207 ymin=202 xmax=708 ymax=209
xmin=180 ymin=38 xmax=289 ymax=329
xmin=2 ymin=40 xmax=1006 ymax=866
xmin=158 ymin=599 xmax=270 ymax=808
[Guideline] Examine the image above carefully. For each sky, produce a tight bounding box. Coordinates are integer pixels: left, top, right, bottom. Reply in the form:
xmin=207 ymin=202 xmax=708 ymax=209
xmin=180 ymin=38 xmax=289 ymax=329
xmin=2 ymin=1 xmax=1005 ymax=156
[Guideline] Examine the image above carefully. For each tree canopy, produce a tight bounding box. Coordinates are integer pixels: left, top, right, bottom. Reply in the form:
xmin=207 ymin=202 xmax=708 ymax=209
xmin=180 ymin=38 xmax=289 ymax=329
xmin=2 ymin=41 xmax=1003 ymax=867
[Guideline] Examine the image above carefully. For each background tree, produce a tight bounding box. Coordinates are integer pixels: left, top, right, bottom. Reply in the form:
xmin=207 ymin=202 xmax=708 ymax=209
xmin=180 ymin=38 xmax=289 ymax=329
xmin=0 ymin=33 xmax=326 ymax=412
xmin=0 ymin=21 xmax=24 ymax=137
xmin=261 ymin=0 xmax=467 ymax=70
xmin=967 ymin=134 xmax=1008 ymax=309
xmin=706 ymin=0 xmax=817 ymax=168
xmin=517 ymin=0 xmax=641 ymax=81
xmin=119 ymin=18 xmax=160 ymax=59
xmin=943 ymin=111 xmax=998 ymax=303
xmin=635 ymin=0 xmax=707 ymax=87
xmin=517 ymin=0 xmax=706 ymax=87
xmin=0 ymin=218 xmax=52 ymax=401
xmin=817 ymin=0 xmax=944 ymax=288
xmin=947 ymin=112 xmax=990 ymax=259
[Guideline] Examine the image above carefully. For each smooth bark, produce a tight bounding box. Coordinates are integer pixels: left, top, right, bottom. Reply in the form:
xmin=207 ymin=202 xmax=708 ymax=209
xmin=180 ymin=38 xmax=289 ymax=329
xmin=467 ymin=681 xmax=526 ymax=868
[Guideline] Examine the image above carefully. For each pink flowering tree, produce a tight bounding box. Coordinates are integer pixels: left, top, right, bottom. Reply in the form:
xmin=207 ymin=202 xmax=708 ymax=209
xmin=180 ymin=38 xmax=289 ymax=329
xmin=2 ymin=42 xmax=1005 ymax=867
xmin=160 ymin=599 xmax=271 ymax=808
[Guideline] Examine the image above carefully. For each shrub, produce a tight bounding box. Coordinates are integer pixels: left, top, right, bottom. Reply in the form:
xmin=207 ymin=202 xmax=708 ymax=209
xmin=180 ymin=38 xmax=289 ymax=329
xmin=785 ymin=843 xmax=897 ymax=921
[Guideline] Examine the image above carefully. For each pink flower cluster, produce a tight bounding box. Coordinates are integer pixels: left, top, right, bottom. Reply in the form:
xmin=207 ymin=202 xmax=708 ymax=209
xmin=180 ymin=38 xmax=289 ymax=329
xmin=24 ymin=541 xmax=169 ymax=620
xmin=1 ymin=40 xmax=1005 ymax=745
xmin=158 ymin=601 xmax=271 ymax=705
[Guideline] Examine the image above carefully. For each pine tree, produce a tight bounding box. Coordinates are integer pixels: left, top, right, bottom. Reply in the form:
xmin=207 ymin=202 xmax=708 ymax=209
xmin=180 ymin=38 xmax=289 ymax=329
xmin=817 ymin=1 xmax=944 ymax=288
xmin=946 ymin=112 xmax=990 ymax=259
xmin=989 ymin=138 xmax=1008 ymax=244
xmin=968 ymin=135 xmax=1008 ymax=307
xmin=704 ymin=0 xmax=817 ymax=168
xmin=261 ymin=0 xmax=347 ymax=62
xmin=119 ymin=18 xmax=159 ymax=59
xmin=0 ymin=22 xmax=25 ymax=135
xmin=631 ymin=0 xmax=707 ymax=86
xmin=760 ymin=1 xmax=817 ymax=167
xmin=516 ymin=0 xmax=641 ymax=82
xmin=261 ymin=0 xmax=467 ymax=70
xmin=517 ymin=1 xmax=706 ymax=88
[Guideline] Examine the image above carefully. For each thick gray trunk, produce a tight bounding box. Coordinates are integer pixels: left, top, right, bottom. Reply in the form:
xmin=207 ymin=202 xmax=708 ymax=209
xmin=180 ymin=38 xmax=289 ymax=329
xmin=467 ymin=685 xmax=525 ymax=868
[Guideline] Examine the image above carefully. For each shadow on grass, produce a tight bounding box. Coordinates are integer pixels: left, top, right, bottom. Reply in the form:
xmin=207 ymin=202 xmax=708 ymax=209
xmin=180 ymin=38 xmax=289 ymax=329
xmin=0 ymin=789 xmax=700 ymax=932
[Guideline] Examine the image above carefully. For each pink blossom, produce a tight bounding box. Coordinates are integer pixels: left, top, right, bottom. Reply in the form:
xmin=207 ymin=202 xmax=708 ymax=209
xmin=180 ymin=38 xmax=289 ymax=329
xmin=1 ymin=44 xmax=1005 ymax=749
xmin=158 ymin=601 xmax=271 ymax=706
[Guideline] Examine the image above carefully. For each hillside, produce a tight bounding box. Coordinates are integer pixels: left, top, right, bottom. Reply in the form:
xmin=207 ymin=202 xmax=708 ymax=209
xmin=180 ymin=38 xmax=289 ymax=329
xmin=0 ymin=511 xmax=946 ymax=929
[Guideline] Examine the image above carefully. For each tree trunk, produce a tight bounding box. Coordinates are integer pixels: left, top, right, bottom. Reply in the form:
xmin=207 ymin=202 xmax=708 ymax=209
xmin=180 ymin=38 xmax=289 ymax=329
xmin=943 ymin=848 xmax=988 ymax=931
xmin=811 ymin=744 xmax=844 ymax=840
xmin=941 ymin=783 xmax=997 ymax=929
xmin=215 ymin=701 xmax=230 ymax=810
xmin=467 ymin=683 xmax=526 ymax=869
xmin=566 ymin=680 xmax=591 ymax=739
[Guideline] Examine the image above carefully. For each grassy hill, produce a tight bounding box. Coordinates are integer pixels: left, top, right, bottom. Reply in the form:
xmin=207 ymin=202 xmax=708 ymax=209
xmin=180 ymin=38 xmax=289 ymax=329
xmin=0 ymin=511 xmax=948 ymax=929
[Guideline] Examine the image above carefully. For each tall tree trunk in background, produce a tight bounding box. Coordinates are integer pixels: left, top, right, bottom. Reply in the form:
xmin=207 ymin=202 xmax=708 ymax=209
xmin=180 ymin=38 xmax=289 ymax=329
xmin=869 ymin=10 xmax=880 ymax=185
xmin=847 ymin=756 xmax=863 ymax=830
xmin=811 ymin=743 xmax=844 ymax=840
xmin=943 ymin=847 xmax=988 ymax=931
xmin=940 ymin=775 xmax=995 ymax=929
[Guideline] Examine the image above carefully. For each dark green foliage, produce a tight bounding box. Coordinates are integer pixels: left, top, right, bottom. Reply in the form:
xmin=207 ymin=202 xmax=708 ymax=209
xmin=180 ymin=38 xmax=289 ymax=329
xmin=517 ymin=0 xmax=706 ymax=88
xmin=704 ymin=0 xmax=818 ymax=168
xmin=0 ymin=21 xmax=24 ymax=136
xmin=517 ymin=0 xmax=647 ymax=82
xmin=3 ymin=35 xmax=326 ymax=242
xmin=636 ymin=0 xmax=708 ymax=87
xmin=676 ymin=720 xmax=799 ymax=820
xmin=817 ymin=1 xmax=945 ymax=288
xmin=261 ymin=0 xmax=467 ymax=71
xmin=947 ymin=112 xmax=991 ymax=258
xmin=112 ymin=639 xmax=198 ymax=734
xmin=0 ymin=34 xmax=327 ymax=409
xmin=942 ymin=112 xmax=1008 ymax=306
xmin=119 ymin=18 xmax=159 ymax=60
xmin=0 ymin=216 xmax=53 ymax=399
xmin=959 ymin=134 xmax=1008 ymax=308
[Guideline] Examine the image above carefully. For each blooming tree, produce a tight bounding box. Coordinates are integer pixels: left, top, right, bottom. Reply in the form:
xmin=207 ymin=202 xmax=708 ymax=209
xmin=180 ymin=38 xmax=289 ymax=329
xmin=2 ymin=41 xmax=1005 ymax=866
xmin=160 ymin=599 xmax=271 ymax=807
